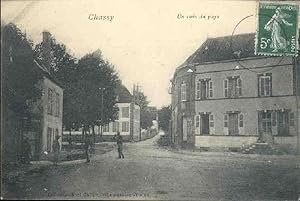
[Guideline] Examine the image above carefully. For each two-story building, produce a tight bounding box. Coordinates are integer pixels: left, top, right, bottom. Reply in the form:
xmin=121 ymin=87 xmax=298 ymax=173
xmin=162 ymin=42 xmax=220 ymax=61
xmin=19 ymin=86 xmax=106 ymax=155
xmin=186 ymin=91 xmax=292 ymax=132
xmin=102 ymin=84 xmax=140 ymax=141
xmin=171 ymin=33 xmax=299 ymax=152
xmin=26 ymin=32 xmax=64 ymax=160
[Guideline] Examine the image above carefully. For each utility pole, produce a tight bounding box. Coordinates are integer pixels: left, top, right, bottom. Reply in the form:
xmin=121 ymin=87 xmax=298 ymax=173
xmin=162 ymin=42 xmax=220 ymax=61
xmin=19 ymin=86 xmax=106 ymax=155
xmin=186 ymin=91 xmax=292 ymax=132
xmin=99 ymin=87 xmax=105 ymax=140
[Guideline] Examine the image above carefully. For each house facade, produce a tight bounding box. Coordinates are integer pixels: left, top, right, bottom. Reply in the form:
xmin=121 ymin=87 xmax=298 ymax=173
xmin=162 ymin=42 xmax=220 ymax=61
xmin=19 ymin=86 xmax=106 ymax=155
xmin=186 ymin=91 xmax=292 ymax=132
xmin=102 ymin=84 xmax=140 ymax=140
xmin=171 ymin=33 xmax=300 ymax=151
xmin=25 ymin=32 xmax=63 ymax=160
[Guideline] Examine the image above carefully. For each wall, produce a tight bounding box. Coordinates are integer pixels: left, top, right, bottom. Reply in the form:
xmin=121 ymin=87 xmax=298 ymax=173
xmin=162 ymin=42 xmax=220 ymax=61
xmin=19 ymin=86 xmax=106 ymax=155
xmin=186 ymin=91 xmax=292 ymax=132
xmin=41 ymin=76 xmax=63 ymax=153
xmin=195 ymin=135 xmax=258 ymax=148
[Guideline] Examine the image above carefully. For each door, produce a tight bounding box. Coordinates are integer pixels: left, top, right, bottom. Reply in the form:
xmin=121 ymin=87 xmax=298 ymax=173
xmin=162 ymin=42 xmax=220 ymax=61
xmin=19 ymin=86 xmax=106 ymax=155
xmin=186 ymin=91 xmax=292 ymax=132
xmin=277 ymin=111 xmax=289 ymax=135
xmin=228 ymin=113 xmax=239 ymax=135
xmin=200 ymin=114 xmax=209 ymax=135
xmin=182 ymin=117 xmax=188 ymax=141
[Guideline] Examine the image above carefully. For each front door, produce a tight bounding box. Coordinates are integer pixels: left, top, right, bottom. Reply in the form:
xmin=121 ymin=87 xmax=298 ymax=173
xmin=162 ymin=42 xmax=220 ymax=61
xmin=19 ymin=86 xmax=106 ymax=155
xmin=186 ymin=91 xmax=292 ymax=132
xmin=228 ymin=113 xmax=239 ymax=135
xmin=200 ymin=114 xmax=209 ymax=135
xmin=277 ymin=111 xmax=289 ymax=135
xmin=182 ymin=117 xmax=188 ymax=142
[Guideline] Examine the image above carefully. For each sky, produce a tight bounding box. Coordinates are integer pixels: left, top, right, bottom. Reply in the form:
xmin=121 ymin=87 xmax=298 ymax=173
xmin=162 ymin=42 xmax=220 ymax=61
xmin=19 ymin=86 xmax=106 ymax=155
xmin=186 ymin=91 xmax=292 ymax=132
xmin=1 ymin=0 xmax=260 ymax=108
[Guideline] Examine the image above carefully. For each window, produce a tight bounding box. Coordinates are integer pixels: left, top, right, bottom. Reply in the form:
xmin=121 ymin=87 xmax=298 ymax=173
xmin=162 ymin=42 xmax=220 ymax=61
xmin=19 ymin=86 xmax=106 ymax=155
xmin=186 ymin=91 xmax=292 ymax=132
xmin=225 ymin=77 xmax=242 ymax=98
xmin=209 ymin=114 xmax=214 ymax=127
xmin=55 ymin=93 xmax=59 ymax=117
xmin=122 ymin=121 xmax=129 ymax=132
xmin=47 ymin=127 xmax=52 ymax=151
xmin=290 ymin=112 xmax=295 ymax=127
xmin=196 ymin=79 xmax=212 ymax=100
xmin=224 ymin=114 xmax=228 ymax=127
xmin=239 ymin=114 xmax=243 ymax=127
xmin=258 ymin=74 xmax=272 ymax=97
xmin=113 ymin=122 xmax=119 ymax=132
xmin=181 ymin=83 xmax=187 ymax=101
xmin=122 ymin=107 xmax=129 ymax=118
xmin=195 ymin=115 xmax=200 ymax=127
xmin=48 ymin=89 xmax=53 ymax=115
xmin=103 ymin=124 xmax=109 ymax=132
xmin=224 ymin=80 xmax=228 ymax=98
xmin=262 ymin=112 xmax=272 ymax=132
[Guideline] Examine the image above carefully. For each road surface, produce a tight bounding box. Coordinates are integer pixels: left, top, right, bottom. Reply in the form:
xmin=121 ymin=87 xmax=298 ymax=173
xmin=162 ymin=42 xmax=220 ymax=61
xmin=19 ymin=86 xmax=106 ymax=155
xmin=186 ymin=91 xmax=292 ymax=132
xmin=3 ymin=132 xmax=300 ymax=200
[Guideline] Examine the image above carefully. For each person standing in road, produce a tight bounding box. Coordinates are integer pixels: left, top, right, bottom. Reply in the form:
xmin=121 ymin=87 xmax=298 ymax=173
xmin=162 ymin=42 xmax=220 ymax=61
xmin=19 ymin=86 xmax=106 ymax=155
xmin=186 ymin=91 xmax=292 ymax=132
xmin=116 ymin=132 xmax=124 ymax=159
xmin=52 ymin=135 xmax=61 ymax=166
xmin=84 ymin=135 xmax=91 ymax=163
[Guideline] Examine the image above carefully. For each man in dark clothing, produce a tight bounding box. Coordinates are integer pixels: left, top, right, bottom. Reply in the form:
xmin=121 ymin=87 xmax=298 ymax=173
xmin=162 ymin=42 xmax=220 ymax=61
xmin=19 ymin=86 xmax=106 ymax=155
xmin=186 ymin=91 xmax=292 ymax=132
xmin=116 ymin=132 xmax=124 ymax=159
xmin=84 ymin=135 xmax=91 ymax=163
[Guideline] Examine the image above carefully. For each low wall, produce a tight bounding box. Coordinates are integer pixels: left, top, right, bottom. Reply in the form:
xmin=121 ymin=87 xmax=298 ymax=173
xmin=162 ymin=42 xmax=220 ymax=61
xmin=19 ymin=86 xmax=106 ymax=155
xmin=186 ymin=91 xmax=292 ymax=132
xmin=195 ymin=135 xmax=258 ymax=148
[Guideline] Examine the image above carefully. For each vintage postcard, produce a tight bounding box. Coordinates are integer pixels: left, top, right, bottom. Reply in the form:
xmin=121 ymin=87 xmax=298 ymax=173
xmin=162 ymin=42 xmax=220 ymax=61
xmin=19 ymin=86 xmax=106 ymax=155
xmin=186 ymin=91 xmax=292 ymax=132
xmin=1 ymin=0 xmax=300 ymax=200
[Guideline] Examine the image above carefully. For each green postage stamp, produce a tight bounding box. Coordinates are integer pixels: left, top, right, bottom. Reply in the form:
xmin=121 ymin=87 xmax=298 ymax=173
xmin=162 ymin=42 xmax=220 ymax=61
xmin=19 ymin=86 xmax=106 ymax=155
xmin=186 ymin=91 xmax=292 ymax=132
xmin=256 ymin=2 xmax=299 ymax=56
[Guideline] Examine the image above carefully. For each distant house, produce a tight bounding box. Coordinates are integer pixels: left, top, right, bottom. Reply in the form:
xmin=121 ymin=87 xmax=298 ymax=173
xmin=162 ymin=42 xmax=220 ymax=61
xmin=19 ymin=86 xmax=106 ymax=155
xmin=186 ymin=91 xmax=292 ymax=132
xmin=102 ymin=84 xmax=140 ymax=141
xmin=170 ymin=33 xmax=299 ymax=151
xmin=26 ymin=32 xmax=64 ymax=160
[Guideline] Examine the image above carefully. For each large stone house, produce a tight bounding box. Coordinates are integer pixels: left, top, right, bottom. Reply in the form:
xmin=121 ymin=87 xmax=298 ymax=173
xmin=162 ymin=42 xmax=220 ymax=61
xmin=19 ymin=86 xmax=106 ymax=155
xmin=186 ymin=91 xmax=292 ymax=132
xmin=170 ymin=33 xmax=299 ymax=152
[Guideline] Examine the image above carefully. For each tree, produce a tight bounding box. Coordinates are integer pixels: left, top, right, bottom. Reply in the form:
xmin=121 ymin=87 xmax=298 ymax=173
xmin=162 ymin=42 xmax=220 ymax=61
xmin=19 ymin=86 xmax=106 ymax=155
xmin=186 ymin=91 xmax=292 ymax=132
xmin=2 ymin=23 xmax=42 ymax=117
xmin=136 ymin=91 xmax=153 ymax=129
xmin=34 ymin=35 xmax=79 ymax=132
xmin=158 ymin=105 xmax=171 ymax=132
xmin=2 ymin=23 xmax=43 ymax=164
xmin=76 ymin=50 xmax=120 ymax=130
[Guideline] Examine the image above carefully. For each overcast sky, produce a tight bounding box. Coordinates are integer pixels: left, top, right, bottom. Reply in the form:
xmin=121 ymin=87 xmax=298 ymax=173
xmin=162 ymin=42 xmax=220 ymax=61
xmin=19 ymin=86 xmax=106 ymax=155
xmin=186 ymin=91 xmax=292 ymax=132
xmin=2 ymin=0 xmax=260 ymax=108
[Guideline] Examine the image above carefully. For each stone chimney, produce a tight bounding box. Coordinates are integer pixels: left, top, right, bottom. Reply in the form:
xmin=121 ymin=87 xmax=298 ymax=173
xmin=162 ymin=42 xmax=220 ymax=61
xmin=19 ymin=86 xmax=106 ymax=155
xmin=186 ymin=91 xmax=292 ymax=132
xmin=41 ymin=31 xmax=53 ymax=72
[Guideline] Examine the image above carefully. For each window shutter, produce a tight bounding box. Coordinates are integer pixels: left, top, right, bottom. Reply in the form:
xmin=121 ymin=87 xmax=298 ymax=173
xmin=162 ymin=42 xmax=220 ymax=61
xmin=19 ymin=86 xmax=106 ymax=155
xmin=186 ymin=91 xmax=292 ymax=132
xmin=209 ymin=81 xmax=213 ymax=98
xmin=237 ymin=78 xmax=242 ymax=96
xmin=196 ymin=81 xmax=201 ymax=99
xmin=224 ymin=79 xmax=228 ymax=98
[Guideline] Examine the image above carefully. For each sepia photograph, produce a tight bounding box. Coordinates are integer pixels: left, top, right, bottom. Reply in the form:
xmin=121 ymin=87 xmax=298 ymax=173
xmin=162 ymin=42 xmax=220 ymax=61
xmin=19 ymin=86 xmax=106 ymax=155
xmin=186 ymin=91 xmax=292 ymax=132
xmin=1 ymin=0 xmax=300 ymax=200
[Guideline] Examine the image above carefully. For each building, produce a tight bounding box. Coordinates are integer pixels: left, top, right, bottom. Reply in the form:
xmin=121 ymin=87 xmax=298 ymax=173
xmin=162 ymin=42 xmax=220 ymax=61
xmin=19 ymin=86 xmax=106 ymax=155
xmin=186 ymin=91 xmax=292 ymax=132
xmin=26 ymin=32 xmax=64 ymax=159
xmin=102 ymin=84 xmax=140 ymax=141
xmin=170 ymin=33 xmax=299 ymax=152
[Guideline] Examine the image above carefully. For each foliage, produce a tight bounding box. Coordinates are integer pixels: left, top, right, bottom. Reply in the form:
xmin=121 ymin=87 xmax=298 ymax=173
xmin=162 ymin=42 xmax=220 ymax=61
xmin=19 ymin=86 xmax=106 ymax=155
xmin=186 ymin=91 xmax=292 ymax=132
xmin=158 ymin=105 xmax=171 ymax=132
xmin=2 ymin=23 xmax=42 ymax=118
xmin=136 ymin=91 xmax=153 ymax=129
xmin=35 ymin=37 xmax=120 ymax=131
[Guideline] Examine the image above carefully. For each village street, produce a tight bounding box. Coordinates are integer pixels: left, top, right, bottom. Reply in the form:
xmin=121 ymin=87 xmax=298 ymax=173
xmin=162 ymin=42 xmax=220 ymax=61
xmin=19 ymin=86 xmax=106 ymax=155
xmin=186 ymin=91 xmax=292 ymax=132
xmin=3 ymin=133 xmax=300 ymax=200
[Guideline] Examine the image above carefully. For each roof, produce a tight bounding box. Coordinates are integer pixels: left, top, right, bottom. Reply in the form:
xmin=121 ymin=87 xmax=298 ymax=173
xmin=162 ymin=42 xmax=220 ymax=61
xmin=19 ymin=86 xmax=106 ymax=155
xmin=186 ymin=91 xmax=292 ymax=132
xmin=33 ymin=59 xmax=64 ymax=89
xmin=178 ymin=33 xmax=259 ymax=69
xmin=116 ymin=84 xmax=132 ymax=103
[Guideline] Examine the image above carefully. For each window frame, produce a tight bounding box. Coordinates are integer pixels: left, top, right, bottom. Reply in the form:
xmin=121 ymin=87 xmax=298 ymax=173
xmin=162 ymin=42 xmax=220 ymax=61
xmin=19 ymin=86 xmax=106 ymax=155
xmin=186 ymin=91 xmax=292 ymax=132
xmin=258 ymin=74 xmax=272 ymax=97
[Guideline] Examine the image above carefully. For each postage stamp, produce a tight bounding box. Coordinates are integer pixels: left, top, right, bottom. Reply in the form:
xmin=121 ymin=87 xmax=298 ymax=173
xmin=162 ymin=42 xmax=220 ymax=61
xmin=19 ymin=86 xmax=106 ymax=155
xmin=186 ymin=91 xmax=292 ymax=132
xmin=255 ymin=2 xmax=299 ymax=56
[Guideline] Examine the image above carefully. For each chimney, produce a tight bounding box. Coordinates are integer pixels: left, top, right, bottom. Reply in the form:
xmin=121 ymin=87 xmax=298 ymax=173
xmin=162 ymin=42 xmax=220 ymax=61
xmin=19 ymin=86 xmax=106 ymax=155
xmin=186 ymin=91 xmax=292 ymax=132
xmin=41 ymin=31 xmax=53 ymax=72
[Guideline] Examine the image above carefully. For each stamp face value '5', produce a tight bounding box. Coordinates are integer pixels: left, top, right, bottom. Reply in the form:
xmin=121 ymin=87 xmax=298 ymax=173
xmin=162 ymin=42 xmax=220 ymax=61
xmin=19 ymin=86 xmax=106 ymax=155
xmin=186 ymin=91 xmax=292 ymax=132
xmin=256 ymin=2 xmax=299 ymax=56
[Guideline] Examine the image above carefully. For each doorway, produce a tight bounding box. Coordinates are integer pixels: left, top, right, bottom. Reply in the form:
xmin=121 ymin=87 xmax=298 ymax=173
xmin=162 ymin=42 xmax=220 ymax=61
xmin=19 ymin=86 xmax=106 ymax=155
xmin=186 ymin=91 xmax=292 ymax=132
xmin=277 ymin=111 xmax=289 ymax=136
xmin=200 ymin=114 xmax=209 ymax=135
xmin=228 ymin=113 xmax=239 ymax=135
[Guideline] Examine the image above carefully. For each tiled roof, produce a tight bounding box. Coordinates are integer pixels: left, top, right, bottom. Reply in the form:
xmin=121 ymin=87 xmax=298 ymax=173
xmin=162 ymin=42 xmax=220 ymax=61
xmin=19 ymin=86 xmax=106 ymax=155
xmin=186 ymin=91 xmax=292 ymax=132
xmin=179 ymin=33 xmax=259 ymax=68
xmin=116 ymin=84 xmax=132 ymax=103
